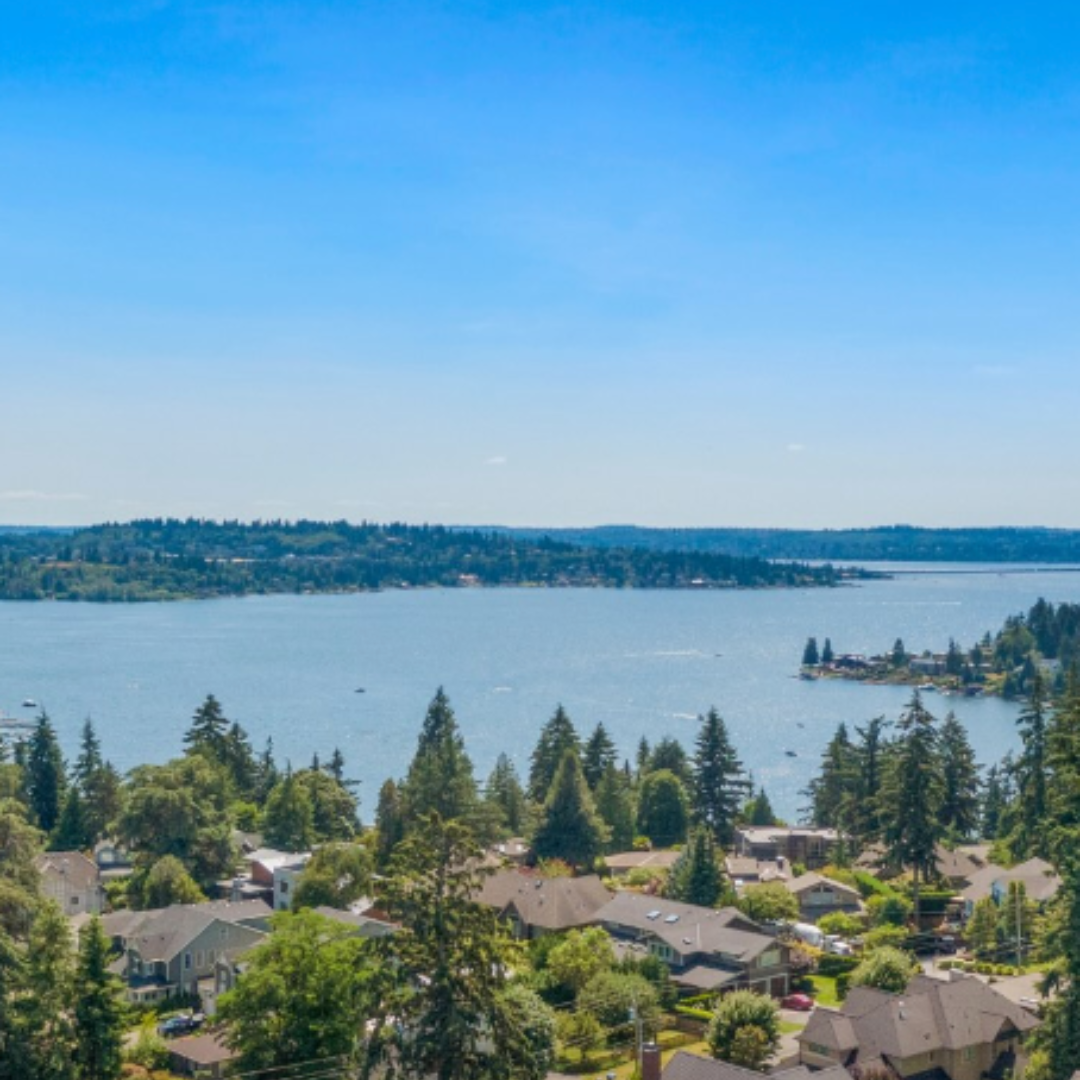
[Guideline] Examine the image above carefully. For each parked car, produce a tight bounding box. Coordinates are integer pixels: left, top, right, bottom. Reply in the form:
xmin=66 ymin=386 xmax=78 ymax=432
xmin=781 ymin=993 xmax=815 ymax=1011
xmin=158 ymin=1013 xmax=204 ymax=1038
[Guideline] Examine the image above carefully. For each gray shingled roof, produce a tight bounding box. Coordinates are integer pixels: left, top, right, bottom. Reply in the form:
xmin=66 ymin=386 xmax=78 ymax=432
xmin=104 ymin=899 xmax=272 ymax=961
xmin=594 ymin=892 xmax=777 ymax=961
xmin=961 ymin=858 xmax=1061 ymax=905
xmin=662 ymin=1051 xmax=849 ymax=1080
xmin=799 ymin=975 xmax=1039 ymax=1062
xmin=475 ymin=870 xmax=613 ymax=932
xmin=37 ymin=851 xmax=99 ymax=890
xmin=785 ymin=872 xmax=860 ymax=900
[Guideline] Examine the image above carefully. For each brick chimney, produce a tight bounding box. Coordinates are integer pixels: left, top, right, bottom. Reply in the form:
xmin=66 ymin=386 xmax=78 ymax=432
xmin=641 ymin=1042 xmax=662 ymax=1080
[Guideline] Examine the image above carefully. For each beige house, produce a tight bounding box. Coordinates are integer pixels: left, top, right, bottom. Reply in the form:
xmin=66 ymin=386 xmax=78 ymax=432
xmin=785 ymin=872 xmax=862 ymax=921
xmin=798 ymin=973 xmax=1039 ymax=1080
xmin=38 ymin=851 xmax=103 ymax=916
xmin=605 ymin=849 xmax=682 ymax=876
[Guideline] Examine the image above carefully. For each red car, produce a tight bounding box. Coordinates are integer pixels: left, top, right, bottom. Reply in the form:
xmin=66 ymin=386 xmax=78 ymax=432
xmin=781 ymin=993 xmax=815 ymax=1012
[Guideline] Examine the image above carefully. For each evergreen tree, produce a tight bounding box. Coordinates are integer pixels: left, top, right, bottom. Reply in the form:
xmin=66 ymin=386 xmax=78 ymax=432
xmin=221 ymin=721 xmax=257 ymax=795
xmin=636 ymin=736 xmax=651 ymax=777
xmin=650 ymin=736 xmax=692 ymax=787
xmin=183 ymin=694 xmax=230 ymax=760
xmin=72 ymin=719 xmax=103 ymax=790
xmin=880 ymin=695 xmax=944 ymax=922
xmin=594 ymin=765 xmax=635 ymax=853
xmin=850 ymin=717 xmax=890 ymax=845
xmin=293 ymin=843 xmax=373 ymax=911
xmin=1047 ymin=673 xmax=1080 ymax=857
xmin=327 ymin=747 xmax=347 ymax=784
xmin=666 ymin=827 xmax=725 ymax=906
xmin=982 ymin=763 xmax=1008 ymax=840
xmin=365 ymin=815 xmax=548 ymax=1080
xmin=1038 ymin=857 xmax=1080 ymax=1080
xmin=81 ymin=761 xmax=122 ymax=846
xmin=692 ymin=708 xmax=748 ymax=846
xmin=402 ymin=688 xmax=478 ymax=824
xmin=802 ymin=637 xmax=819 ymax=666
xmin=52 ymin=787 xmax=93 ymax=851
xmin=528 ymin=705 xmax=581 ymax=801
xmin=821 ymin=638 xmax=834 ymax=664
xmin=16 ymin=902 xmax=77 ymax=1080
xmin=73 ymin=918 xmax=125 ymax=1080
xmin=24 ymin=712 xmax=65 ymax=833
xmin=375 ymin=778 xmax=406 ymax=869
xmin=0 ymin=929 xmax=23 ymax=1080
xmin=891 ymin=638 xmax=908 ymax=667
xmin=262 ymin=768 xmax=316 ymax=851
xmin=805 ymin=723 xmax=856 ymax=829
xmin=939 ymin=712 xmax=980 ymax=842
xmin=1014 ymin=669 xmax=1051 ymax=857
xmin=582 ymin=723 xmax=618 ymax=789
xmin=485 ymin=754 xmax=528 ymax=835
xmin=254 ymin=737 xmax=279 ymax=804
xmin=746 ymin=786 xmax=778 ymax=826
xmin=636 ymin=769 xmax=689 ymax=848
xmin=532 ymin=750 xmax=609 ymax=868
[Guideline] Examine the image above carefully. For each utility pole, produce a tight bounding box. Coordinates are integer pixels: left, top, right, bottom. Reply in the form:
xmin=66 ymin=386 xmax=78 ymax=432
xmin=630 ymin=992 xmax=643 ymax=1075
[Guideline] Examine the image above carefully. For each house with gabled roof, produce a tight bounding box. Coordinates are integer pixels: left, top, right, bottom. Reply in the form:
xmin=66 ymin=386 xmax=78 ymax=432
xmin=99 ymin=899 xmax=272 ymax=1005
xmin=798 ymin=973 xmax=1040 ymax=1080
xmin=593 ymin=892 xmax=790 ymax=996
xmin=37 ymin=851 xmax=103 ymax=916
xmin=474 ymin=868 xmax=612 ymax=939
xmin=784 ymin=872 xmax=863 ymax=921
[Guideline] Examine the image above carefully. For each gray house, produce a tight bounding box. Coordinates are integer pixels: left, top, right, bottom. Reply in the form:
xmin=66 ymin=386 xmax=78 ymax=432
xmin=101 ymin=899 xmax=272 ymax=1004
xmin=593 ymin=892 xmax=790 ymax=997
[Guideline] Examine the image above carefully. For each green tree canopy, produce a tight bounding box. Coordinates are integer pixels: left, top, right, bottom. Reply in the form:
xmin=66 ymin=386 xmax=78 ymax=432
xmin=73 ymin=918 xmax=125 ymax=1080
xmin=532 ymin=750 xmax=609 ymax=869
xmin=636 ymin=768 xmax=689 ymax=848
xmin=23 ymin=713 xmax=66 ymax=834
xmin=528 ymin=705 xmax=581 ymax=801
xmin=293 ymin=842 xmax=373 ymax=911
xmin=137 ymin=855 xmax=205 ymax=909
xmin=692 ymin=709 xmax=748 ymax=845
xmin=850 ymin=945 xmax=917 ymax=994
xmin=707 ymin=989 xmax=780 ymax=1071
xmin=402 ymin=688 xmax=479 ymax=825
xmin=737 ymin=882 xmax=799 ymax=925
xmin=262 ymin=769 xmax=317 ymax=851
xmin=582 ymin=723 xmax=618 ymax=789
xmin=666 ymin=827 xmax=727 ymax=907
xmin=219 ymin=909 xmax=376 ymax=1073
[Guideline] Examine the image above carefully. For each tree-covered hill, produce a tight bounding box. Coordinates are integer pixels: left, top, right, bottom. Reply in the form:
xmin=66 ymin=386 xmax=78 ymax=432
xmin=495 ymin=525 xmax=1080 ymax=563
xmin=0 ymin=519 xmax=855 ymax=601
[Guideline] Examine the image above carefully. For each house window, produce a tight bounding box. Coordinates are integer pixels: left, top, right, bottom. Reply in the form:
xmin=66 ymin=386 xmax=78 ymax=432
xmin=280 ymin=881 xmax=289 ymax=894
xmin=196 ymin=951 xmax=204 ymax=968
xmin=70 ymin=895 xmax=79 ymax=906
xmin=184 ymin=952 xmax=192 ymax=970
xmin=808 ymin=1043 xmax=831 ymax=1057
xmin=964 ymin=1047 xmax=975 ymax=1062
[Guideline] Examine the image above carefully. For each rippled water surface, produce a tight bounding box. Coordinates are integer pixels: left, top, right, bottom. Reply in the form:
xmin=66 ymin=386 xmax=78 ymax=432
xmin=4 ymin=567 xmax=1080 ymax=819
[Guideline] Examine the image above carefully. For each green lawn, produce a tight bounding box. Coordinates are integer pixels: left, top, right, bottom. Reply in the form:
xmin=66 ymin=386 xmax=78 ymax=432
xmin=556 ymin=1028 xmax=706 ymax=1077
xmin=779 ymin=1020 xmax=804 ymax=1034
xmin=807 ymin=976 xmax=841 ymax=1007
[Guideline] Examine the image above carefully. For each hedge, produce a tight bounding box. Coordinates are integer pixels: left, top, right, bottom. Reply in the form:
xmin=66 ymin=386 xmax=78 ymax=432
xmin=817 ymin=954 xmax=860 ymax=977
xmin=675 ymin=1006 xmax=714 ymax=1021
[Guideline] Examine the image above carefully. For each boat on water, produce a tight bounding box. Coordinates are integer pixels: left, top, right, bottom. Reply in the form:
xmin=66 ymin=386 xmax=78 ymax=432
xmin=799 ymin=671 xmax=817 ymax=681
xmin=916 ymin=683 xmax=936 ymax=692
xmin=785 ymin=750 xmax=798 ymax=757
xmin=21 ymin=698 xmax=37 ymax=708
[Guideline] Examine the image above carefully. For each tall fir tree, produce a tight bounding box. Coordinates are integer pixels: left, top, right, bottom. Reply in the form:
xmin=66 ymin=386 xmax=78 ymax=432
xmin=262 ymin=767 xmax=316 ymax=851
xmin=746 ymin=786 xmax=778 ymax=826
xmin=850 ymin=717 xmax=890 ymax=846
xmin=636 ymin=769 xmax=690 ymax=848
xmin=485 ymin=754 xmax=528 ymax=836
xmin=880 ymin=695 xmax=944 ymax=921
xmin=183 ymin=694 xmax=230 ymax=760
xmin=375 ymin=778 xmax=406 ymax=869
xmin=24 ymin=712 xmax=65 ymax=834
xmin=532 ymin=750 xmax=609 ymax=868
xmin=666 ymin=827 xmax=725 ymax=906
xmin=805 ymin=723 xmax=856 ymax=830
xmin=72 ymin=719 xmax=103 ymax=790
xmin=939 ymin=712 xmax=980 ymax=842
xmin=51 ymin=787 xmax=93 ymax=852
xmin=73 ymin=918 xmax=125 ymax=1080
xmin=692 ymin=708 xmax=748 ymax=846
xmin=528 ymin=705 xmax=581 ymax=801
xmin=1014 ymin=669 xmax=1052 ymax=857
xmin=594 ymin=764 xmax=635 ymax=853
xmin=402 ymin=689 xmax=478 ymax=824
xmin=582 ymin=723 xmax=618 ymax=789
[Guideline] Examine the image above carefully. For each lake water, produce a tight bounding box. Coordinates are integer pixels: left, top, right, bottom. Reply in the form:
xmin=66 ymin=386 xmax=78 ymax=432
xmin=4 ymin=567 xmax=1080 ymax=821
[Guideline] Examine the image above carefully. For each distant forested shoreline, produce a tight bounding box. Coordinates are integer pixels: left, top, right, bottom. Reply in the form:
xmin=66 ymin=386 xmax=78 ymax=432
xmin=0 ymin=519 xmax=858 ymax=601
xmin=494 ymin=525 xmax=1080 ymax=563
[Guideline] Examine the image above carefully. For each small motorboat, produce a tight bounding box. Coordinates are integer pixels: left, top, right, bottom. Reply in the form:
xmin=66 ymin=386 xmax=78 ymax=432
xmin=21 ymin=699 xmax=37 ymax=708
xmin=354 ymin=688 xmax=366 ymax=694
xmin=785 ymin=750 xmax=798 ymax=758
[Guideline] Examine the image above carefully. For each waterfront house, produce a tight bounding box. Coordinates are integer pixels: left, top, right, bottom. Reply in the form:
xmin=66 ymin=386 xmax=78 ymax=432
xmin=593 ymin=892 xmax=790 ymax=996
xmin=38 ymin=851 xmax=103 ymax=916
xmin=798 ymin=973 xmax=1039 ymax=1080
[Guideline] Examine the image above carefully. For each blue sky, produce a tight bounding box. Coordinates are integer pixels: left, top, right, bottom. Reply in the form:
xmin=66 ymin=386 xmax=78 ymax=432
xmin=3 ymin=2 xmax=1080 ymax=527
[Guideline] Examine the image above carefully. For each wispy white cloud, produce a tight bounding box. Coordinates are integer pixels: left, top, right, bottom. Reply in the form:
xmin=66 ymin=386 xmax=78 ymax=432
xmin=0 ymin=490 xmax=88 ymax=502
xmin=485 ymin=456 xmax=508 ymax=466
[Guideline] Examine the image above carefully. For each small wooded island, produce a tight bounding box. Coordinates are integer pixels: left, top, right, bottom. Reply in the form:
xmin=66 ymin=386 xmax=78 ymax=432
xmin=0 ymin=519 xmax=870 ymax=602
xmin=800 ymin=598 xmax=1079 ymax=699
